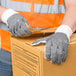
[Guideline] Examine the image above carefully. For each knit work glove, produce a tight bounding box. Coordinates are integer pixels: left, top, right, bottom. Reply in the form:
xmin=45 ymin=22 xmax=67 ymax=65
xmin=32 ymin=25 xmax=73 ymax=64
xmin=1 ymin=9 xmax=32 ymax=37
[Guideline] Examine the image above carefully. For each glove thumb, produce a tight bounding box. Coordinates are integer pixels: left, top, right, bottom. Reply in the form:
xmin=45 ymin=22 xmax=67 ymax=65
xmin=32 ymin=37 xmax=47 ymax=46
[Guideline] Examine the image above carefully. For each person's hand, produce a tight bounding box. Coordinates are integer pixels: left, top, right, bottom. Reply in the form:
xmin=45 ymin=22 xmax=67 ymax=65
xmin=32 ymin=25 xmax=73 ymax=64
xmin=32 ymin=33 xmax=69 ymax=64
xmin=1 ymin=9 xmax=32 ymax=37
xmin=7 ymin=13 xmax=32 ymax=37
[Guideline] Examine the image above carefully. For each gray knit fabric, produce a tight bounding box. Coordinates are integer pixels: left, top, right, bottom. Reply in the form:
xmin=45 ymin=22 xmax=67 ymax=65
xmin=7 ymin=14 xmax=32 ymax=37
xmin=32 ymin=33 xmax=69 ymax=64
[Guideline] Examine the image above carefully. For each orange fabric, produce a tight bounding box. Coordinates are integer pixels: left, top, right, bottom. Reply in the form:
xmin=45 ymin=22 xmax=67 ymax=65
xmin=12 ymin=0 xmax=64 ymax=5
xmin=15 ymin=0 xmax=65 ymax=28
xmin=0 ymin=29 xmax=12 ymax=52
xmin=59 ymin=0 xmax=65 ymax=5
xmin=31 ymin=0 xmax=34 ymax=13
xmin=18 ymin=12 xmax=64 ymax=28
xmin=12 ymin=0 xmax=32 ymax=3
xmin=12 ymin=0 xmax=54 ymax=5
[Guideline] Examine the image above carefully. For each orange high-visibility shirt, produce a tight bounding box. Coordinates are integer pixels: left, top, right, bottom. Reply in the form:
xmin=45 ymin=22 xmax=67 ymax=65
xmin=0 ymin=0 xmax=65 ymax=52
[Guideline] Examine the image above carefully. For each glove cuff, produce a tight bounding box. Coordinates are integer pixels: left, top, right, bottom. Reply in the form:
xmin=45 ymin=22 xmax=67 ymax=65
xmin=1 ymin=9 xmax=18 ymax=24
xmin=55 ymin=25 xmax=73 ymax=41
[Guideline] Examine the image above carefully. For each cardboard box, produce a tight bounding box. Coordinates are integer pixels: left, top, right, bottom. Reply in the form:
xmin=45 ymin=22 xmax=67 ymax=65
xmin=11 ymin=33 xmax=76 ymax=76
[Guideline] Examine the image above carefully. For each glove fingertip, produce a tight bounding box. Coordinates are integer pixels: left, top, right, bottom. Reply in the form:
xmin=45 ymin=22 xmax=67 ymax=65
xmin=44 ymin=55 xmax=51 ymax=60
xmin=32 ymin=41 xmax=40 ymax=46
xmin=32 ymin=43 xmax=37 ymax=46
xmin=62 ymin=57 xmax=67 ymax=62
xmin=50 ymin=60 xmax=53 ymax=64
xmin=32 ymin=40 xmax=46 ymax=46
xmin=44 ymin=57 xmax=50 ymax=60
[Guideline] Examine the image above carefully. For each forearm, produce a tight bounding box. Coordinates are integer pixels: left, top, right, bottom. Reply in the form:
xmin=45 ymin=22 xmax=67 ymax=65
xmin=0 ymin=6 xmax=7 ymax=22
xmin=62 ymin=6 xmax=76 ymax=33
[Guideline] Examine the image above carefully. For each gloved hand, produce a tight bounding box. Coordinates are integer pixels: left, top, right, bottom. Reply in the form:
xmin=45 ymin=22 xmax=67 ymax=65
xmin=1 ymin=9 xmax=32 ymax=37
xmin=32 ymin=25 xmax=73 ymax=64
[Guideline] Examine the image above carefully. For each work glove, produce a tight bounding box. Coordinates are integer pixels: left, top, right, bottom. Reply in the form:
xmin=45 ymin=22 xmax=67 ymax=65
xmin=1 ymin=9 xmax=32 ymax=37
xmin=32 ymin=25 xmax=73 ymax=64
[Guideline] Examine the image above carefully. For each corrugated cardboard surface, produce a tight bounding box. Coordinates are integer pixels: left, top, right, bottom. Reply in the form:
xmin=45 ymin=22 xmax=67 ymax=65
xmin=11 ymin=33 xmax=76 ymax=76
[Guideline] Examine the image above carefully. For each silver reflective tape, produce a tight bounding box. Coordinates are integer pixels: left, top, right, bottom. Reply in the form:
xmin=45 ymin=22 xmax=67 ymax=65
xmin=0 ymin=0 xmax=1 ymax=5
xmin=1 ymin=0 xmax=31 ymax=12
xmin=54 ymin=0 xmax=59 ymax=13
xmin=1 ymin=0 xmax=6 ymax=6
xmin=1 ymin=0 xmax=65 ymax=13
xmin=34 ymin=4 xmax=65 ymax=14
xmin=54 ymin=0 xmax=59 ymax=5
xmin=58 ymin=5 xmax=65 ymax=13
xmin=34 ymin=4 xmax=50 ymax=13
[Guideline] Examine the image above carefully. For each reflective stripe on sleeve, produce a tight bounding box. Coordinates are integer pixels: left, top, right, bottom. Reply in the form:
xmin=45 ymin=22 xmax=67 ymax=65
xmin=1 ymin=0 xmax=31 ymax=12
xmin=1 ymin=0 xmax=65 ymax=14
xmin=54 ymin=0 xmax=59 ymax=5
xmin=34 ymin=4 xmax=65 ymax=14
